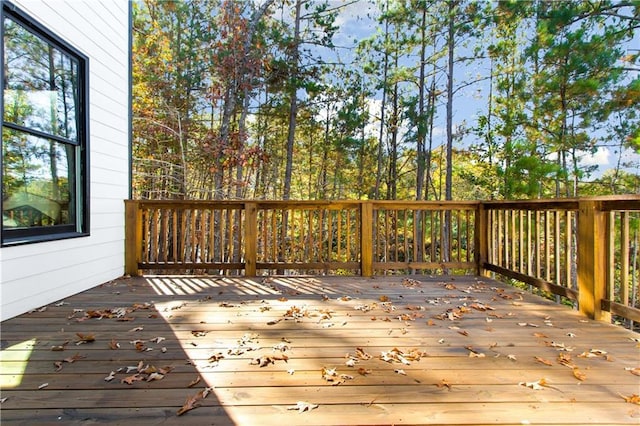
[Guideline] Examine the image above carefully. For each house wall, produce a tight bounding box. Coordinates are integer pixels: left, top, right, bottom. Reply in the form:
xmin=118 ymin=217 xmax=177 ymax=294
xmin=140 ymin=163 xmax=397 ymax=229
xmin=0 ymin=1 xmax=130 ymax=321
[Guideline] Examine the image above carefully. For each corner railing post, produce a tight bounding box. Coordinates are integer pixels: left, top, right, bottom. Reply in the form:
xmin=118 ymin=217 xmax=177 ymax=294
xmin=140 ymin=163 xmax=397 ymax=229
xmin=244 ymin=202 xmax=258 ymax=277
xmin=360 ymin=201 xmax=373 ymax=277
xmin=577 ymin=199 xmax=606 ymax=320
xmin=125 ymin=200 xmax=142 ymax=277
xmin=476 ymin=202 xmax=488 ymax=277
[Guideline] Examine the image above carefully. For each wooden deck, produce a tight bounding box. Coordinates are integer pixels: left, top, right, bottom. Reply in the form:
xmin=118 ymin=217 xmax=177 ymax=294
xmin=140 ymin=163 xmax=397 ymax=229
xmin=1 ymin=275 xmax=639 ymax=425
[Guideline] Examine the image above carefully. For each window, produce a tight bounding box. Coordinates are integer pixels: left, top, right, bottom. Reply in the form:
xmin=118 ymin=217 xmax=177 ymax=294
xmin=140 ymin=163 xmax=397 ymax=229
xmin=1 ymin=2 xmax=89 ymax=245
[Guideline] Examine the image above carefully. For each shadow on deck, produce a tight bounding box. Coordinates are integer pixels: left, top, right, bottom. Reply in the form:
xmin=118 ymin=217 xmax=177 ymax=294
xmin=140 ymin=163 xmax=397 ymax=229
xmin=1 ymin=275 xmax=639 ymax=425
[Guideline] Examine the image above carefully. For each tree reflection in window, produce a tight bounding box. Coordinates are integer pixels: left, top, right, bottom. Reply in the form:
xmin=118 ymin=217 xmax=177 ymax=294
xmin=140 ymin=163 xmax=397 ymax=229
xmin=2 ymin=5 xmax=87 ymax=241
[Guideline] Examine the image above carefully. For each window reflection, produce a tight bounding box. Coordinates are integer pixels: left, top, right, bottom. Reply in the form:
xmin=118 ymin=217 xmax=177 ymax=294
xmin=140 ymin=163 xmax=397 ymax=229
xmin=2 ymin=128 xmax=75 ymax=228
xmin=3 ymin=17 xmax=79 ymax=142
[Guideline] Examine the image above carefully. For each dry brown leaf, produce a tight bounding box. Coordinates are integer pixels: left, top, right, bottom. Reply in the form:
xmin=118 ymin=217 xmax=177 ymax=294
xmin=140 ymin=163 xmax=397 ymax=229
xmin=54 ymin=361 xmax=63 ymax=372
xmin=75 ymin=333 xmax=95 ymax=344
xmin=379 ymin=295 xmax=390 ymax=302
xmin=572 ymin=367 xmax=586 ymax=381
xmin=357 ymin=367 xmax=372 ymax=376
xmin=176 ymin=388 xmax=212 ymax=416
xmin=535 ymin=356 xmax=553 ymax=366
xmin=51 ymin=341 xmax=69 ymax=351
xmin=121 ymin=374 xmax=144 ymax=385
xmin=187 ymin=377 xmax=201 ymax=388
xmin=108 ymin=339 xmax=120 ymax=350
xmin=355 ymin=347 xmax=372 ymax=360
xmin=436 ymin=379 xmax=452 ymax=390
xmin=620 ymin=393 xmax=640 ymax=405
xmin=625 ymin=367 xmax=640 ymax=376
xmin=533 ymin=332 xmax=548 ymax=338
xmin=104 ymin=371 xmax=116 ymax=382
xmin=458 ymin=330 xmax=469 ymax=337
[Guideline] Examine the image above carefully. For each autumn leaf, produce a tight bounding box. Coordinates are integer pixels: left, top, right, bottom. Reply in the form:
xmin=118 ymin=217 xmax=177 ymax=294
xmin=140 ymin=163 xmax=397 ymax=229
xmin=625 ymin=367 xmax=640 ymax=376
xmin=572 ymin=368 xmax=586 ymax=381
xmin=436 ymin=379 xmax=452 ymax=390
xmin=54 ymin=361 xmax=63 ymax=372
xmin=38 ymin=383 xmax=49 ymax=389
xmin=75 ymin=333 xmax=95 ymax=344
xmin=355 ymin=347 xmax=372 ymax=360
xmin=176 ymin=387 xmax=214 ymax=416
xmin=379 ymin=295 xmax=390 ymax=302
xmin=535 ymin=356 xmax=553 ymax=366
xmin=146 ymin=372 xmax=164 ymax=382
xmin=619 ymin=393 xmax=640 ymax=405
xmin=121 ymin=374 xmax=144 ymax=385
xmin=519 ymin=378 xmax=549 ymax=390
xmin=51 ymin=341 xmax=69 ymax=351
xmin=187 ymin=377 xmax=201 ymax=388
xmin=287 ymin=401 xmax=318 ymax=413
xmin=357 ymin=367 xmax=372 ymax=376
xmin=104 ymin=371 xmax=116 ymax=382
xmin=109 ymin=339 xmax=120 ymax=350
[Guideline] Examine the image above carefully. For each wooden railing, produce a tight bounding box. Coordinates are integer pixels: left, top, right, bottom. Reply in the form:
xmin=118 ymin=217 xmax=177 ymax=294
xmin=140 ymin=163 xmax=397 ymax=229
xmin=124 ymin=200 xmax=478 ymax=277
xmin=480 ymin=196 xmax=640 ymax=324
xmin=125 ymin=196 xmax=640 ymax=324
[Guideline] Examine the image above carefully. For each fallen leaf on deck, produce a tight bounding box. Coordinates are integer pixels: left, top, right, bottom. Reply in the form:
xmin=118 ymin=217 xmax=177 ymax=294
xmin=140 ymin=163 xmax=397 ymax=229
xmin=128 ymin=326 xmax=144 ymax=332
xmin=75 ymin=333 xmax=95 ymax=344
xmin=146 ymin=372 xmax=164 ymax=382
xmin=104 ymin=371 xmax=116 ymax=382
xmin=357 ymin=367 xmax=372 ymax=376
xmin=1 ymin=397 xmax=8 ymax=403
xmin=63 ymin=353 xmax=86 ymax=363
xmin=395 ymin=369 xmax=407 ymax=375
xmin=469 ymin=351 xmax=485 ymax=358
xmin=150 ymin=336 xmax=166 ymax=343
xmin=535 ymin=356 xmax=553 ymax=366
xmin=176 ymin=387 xmax=214 ymax=416
xmin=619 ymin=393 xmax=640 ymax=405
xmin=519 ymin=378 xmax=549 ymax=390
xmin=287 ymin=401 xmax=318 ymax=413
xmin=38 ymin=383 xmax=49 ymax=389
xmin=533 ymin=332 xmax=548 ymax=338
xmin=379 ymin=295 xmax=390 ymax=302
xmin=355 ymin=347 xmax=372 ymax=360
xmin=458 ymin=330 xmax=469 ymax=337
xmin=109 ymin=339 xmax=120 ymax=350
xmin=507 ymin=354 xmax=517 ymax=361
xmin=436 ymin=379 xmax=452 ymax=390
xmin=191 ymin=330 xmax=208 ymax=337
xmin=54 ymin=361 xmax=63 ymax=372
xmin=121 ymin=374 xmax=144 ymax=385
xmin=625 ymin=367 xmax=640 ymax=376
xmin=557 ymin=353 xmax=575 ymax=368
xmin=51 ymin=341 xmax=69 ymax=351
xmin=187 ymin=377 xmax=201 ymax=387
xmin=572 ymin=367 xmax=586 ymax=381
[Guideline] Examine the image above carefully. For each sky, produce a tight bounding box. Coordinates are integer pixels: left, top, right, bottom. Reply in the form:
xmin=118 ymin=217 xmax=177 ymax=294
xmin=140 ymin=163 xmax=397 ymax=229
xmin=322 ymin=0 xmax=640 ymax=180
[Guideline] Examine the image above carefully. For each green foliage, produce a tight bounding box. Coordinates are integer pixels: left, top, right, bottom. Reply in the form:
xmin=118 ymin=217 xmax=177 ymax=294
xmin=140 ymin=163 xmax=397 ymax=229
xmin=130 ymin=0 xmax=640 ymax=202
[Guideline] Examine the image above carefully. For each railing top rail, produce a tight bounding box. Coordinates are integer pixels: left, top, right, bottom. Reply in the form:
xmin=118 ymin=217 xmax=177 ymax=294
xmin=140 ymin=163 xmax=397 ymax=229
xmin=481 ymin=195 xmax=640 ymax=211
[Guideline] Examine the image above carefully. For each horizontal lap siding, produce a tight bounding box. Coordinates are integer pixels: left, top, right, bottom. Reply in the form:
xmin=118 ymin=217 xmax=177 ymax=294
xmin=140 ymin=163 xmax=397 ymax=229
xmin=0 ymin=1 xmax=129 ymax=320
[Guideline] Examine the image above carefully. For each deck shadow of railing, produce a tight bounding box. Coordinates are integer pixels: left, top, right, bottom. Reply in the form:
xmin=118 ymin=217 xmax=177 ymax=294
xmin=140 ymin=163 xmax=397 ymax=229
xmin=125 ymin=196 xmax=640 ymax=328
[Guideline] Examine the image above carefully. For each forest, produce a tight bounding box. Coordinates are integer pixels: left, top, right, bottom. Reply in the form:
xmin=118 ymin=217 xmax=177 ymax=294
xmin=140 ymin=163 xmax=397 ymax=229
xmin=131 ymin=0 xmax=640 ymax=201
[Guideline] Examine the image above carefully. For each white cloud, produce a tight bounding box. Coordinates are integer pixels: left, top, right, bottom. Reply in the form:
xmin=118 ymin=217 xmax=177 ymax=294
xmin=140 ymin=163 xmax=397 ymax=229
xmin=580 ymin=147 xmax=610 ymax=167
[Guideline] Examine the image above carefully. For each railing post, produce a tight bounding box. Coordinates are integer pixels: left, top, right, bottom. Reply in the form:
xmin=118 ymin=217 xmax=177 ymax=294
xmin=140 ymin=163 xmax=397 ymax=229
xmin=124 ymin=200 xmax=142 ymax=277
xmin=360 ymin=201 xmax=373 ymax=277
xmin=577 ymin=199 xmax=606 ymax=320
xmin=476 ymin=202 xmax=489 ymax=277
xmin=244 ymin=202 xmax=258 ymax=277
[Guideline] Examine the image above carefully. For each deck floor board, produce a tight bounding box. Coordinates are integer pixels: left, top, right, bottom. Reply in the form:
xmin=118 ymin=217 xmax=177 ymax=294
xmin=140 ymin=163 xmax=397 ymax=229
xmin=1 ymin=275 xmax=639 ymax=425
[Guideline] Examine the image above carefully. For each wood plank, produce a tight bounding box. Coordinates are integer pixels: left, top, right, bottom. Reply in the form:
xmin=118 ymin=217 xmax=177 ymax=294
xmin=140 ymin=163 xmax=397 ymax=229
xmin=2 ymin=275 xmax=638 ymax=426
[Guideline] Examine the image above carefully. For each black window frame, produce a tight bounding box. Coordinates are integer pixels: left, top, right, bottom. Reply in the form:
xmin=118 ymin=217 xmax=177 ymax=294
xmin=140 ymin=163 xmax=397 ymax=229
xmin=1 ymin=1 xmax=90 ymax=246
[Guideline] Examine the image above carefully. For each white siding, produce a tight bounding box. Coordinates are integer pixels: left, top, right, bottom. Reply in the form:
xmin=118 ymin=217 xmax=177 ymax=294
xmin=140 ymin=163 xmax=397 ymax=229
xmin=0 ymin=0 xmax=130 ymax=321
